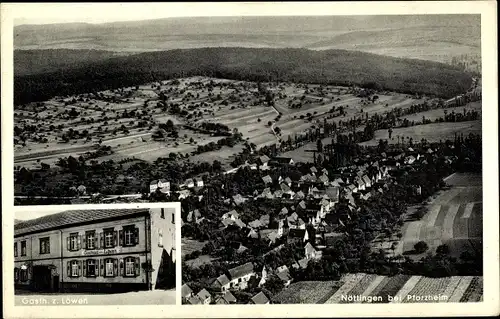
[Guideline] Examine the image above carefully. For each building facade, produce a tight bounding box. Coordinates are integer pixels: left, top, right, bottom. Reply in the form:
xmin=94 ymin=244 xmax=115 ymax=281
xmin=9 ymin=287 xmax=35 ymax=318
xmin=14 ymin=208 xmax=176 ymax=293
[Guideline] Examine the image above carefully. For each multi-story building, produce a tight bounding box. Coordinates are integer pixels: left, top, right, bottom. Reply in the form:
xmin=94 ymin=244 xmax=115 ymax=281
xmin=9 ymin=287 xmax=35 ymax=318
xmin=14 ymin=207 xmax=176 ymax=293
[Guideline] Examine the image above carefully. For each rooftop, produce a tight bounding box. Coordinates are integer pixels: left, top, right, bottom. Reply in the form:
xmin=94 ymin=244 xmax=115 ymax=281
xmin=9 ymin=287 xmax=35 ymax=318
xmin=228 ymin=262 xmax=254 ymax=280
xmin=15 ymin=208 xmax=151 ymax=236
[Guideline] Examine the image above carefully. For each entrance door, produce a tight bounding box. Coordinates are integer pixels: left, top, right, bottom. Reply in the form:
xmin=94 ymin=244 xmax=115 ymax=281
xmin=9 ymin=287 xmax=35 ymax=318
xmin=32 ymin=266 xmax=52 ymax=291
xmin=53 ymin=275 xmax=60 ymax=292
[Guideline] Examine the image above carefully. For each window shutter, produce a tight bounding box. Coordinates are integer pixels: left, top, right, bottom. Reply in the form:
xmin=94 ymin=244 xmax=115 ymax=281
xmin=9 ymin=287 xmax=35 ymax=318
xmin=119 ymin=259 xmax=124 ymax=276
xmin=134 ymin=228 xmax=139 ymax=245
xmin=114 ymin=259 xmax=120 ymax=276
xmin=119 ymin=230 xmax=123 ymax=246
xmin=67 ymin=261 xmax=71 ymax=277
xmin=135 ymin=257 xmax=140 ymax=276
xmin=101 ymin=259 xmax=105 ymax=276
xmin=99 ymin=232 xmax=104 ymax=249
xmin=113 ymin=231 xmax=118 ymax=247
xmin=67 ymin=236 xmax=71 ymax=251
xmin=77 ymin=235 xmax=81 ymax=250
xmin=78 ymin=260 xmax=82 ymax=277
xmin=82 ymin=260 xmax=87 ymax=277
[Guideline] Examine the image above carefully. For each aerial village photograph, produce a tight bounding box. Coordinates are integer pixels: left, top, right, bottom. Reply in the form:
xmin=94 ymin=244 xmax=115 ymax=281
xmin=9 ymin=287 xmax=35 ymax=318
xmin=9 ymin=3 xmax=489 ymax=307
xmin=13 ymin=205 xmax=177 ymax=305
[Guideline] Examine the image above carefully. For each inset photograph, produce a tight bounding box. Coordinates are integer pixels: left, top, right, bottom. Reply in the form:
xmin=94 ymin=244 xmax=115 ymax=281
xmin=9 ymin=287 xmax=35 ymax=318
xmin=14 ymin=204 xmax=177 ymax=305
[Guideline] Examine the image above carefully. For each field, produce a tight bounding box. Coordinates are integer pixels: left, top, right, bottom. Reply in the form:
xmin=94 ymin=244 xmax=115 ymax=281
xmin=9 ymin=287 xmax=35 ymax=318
xmin=271 ymin=280 xmax=341 ymax=304
xmin=181 ymin=238 xmax=208 ymax=257
xmin=14 ymin=76 xmax=425 ymax=169
xmin=379 ymin=172 xmax=483 ymax=259
xmin=274 ymin=273 xmax=483 ymax=303
xmin=397 ymin=102 xmax=482 ymax=123
xmin=360 ymin=121 xmax=482 ymax=147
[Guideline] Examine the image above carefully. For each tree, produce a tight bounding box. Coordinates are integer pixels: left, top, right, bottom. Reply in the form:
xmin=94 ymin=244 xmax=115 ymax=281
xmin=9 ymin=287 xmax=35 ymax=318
xmin=316 ymin=139 xmax=323 ymax=153
xmin=436 ymin=244 xmax=450 ymax=255
xmin=414 ymin=241 xmax=429 ymax=254
xmin=263 ymin=274 xmax=285 ymax=295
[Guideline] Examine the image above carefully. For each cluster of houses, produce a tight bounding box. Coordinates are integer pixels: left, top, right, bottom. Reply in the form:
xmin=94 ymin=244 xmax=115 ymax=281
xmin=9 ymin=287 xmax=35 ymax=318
xmin=181 ymin=145 xmax=454 ymax=303
xmin=149 ymin=177 xmax=204 ymax=195
xmin=182 ymin=262 xmax=271 ymax=304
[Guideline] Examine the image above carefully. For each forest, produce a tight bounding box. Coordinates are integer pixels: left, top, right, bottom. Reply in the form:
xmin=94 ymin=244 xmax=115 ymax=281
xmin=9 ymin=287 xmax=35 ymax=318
xmin=14 ymin=47 xmax=473 ymax=105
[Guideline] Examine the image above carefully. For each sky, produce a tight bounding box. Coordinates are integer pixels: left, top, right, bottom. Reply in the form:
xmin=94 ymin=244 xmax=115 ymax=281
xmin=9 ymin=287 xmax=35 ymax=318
xmin=9 ymin=2 xmax=346 ymax=26
xmin=6 ymin=2 xmax=482 ymax=26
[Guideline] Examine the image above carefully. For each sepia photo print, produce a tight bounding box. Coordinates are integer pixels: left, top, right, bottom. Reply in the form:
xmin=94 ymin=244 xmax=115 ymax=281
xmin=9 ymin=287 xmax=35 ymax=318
xmin=4 ymin=2 xmax=497 ymax=315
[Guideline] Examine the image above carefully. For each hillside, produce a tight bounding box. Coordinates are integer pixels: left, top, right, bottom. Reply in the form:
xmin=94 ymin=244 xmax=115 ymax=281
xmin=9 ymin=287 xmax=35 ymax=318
xmin=15 ymin=49 xmax=124 ymax=76
xmin=14 ymin=47 xmax=472 ymax=106
xmin=14 ymin=15 xmax=480 ymax=64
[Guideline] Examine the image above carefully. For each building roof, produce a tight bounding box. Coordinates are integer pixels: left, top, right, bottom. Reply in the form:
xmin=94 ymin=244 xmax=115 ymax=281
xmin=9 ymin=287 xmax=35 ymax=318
xmin=181 ymin=284 xmax=193 ymax=297
xmin=197 ymin=288 xmax=211 ymax=301
xmin=228 ymin=262 xmax=254 ymax=280
xmin=362 ymin=175 xmax=371 ymax=185
xmin=15 ymin=208 xmax=151 ymax=236
xmin=250 ymin=292 xmax=270 ymax=304
xmin=272 ymin=157 xmax=293 ymax=164
xmin=280 ymin=183 xmax=292 ymax=193
xmin=232 ymin=194 xmax=247 ymax=205
xmin=259 ymin=155 xmax=270 ymax=163
xmin=186 ymin=296 xmax=202 ymax=305
xmin=298 ymin=258 xmax=309 ymax=269
xmin=305 ymin=242 xmax=316 ymax=253
xmin=212 ymin=274 xmax=230 ymax=288
xmin=222 ymin=291 xmax=237 ymax=303
xmin=248 ymin=220 xmax=263 ymax=229
xmin=277 ymin=270 xmax=292 ymax=282
xmin=262 ymin=175 xmax=273 ymax=184
xmin=319 ymin=175 xmax=329 ymax=183
xmin=276 ymin=265 xmax=289 ymax=273
xmin=234 ymin=218 xmax=246 ymax=228
xmin=325 ymin=187 xmax=340 ymax=201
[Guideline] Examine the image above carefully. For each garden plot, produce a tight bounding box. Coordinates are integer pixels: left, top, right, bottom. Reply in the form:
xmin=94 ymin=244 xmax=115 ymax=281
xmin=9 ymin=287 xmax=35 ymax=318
xmin=272 ymin=281 xmax=341 ymax=304
xmin=402 ymin=277 xmax=450 ymax=303
xmin=360 ymin=121 xmax=482 ymax=146
xmin=325 ymin=273 xmax=367 ymax=303
xmin=399 ymin=102 xmax=482 ymax=123
xmin=386 ymin=173 xmax=482 ymax=260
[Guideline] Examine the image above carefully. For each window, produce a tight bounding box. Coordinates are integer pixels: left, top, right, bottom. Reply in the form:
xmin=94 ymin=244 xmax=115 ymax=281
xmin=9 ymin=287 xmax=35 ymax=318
xmin=21 ymin=241 xmax=26 ymax=256
xmin=86 ymin=231 xmax=96 ymax=250
xmin=105 ymin=259 xmax=114 ymax=277
xmin=14 ymin=268 xmax=19 ymax=281
xmin=39 ymin=237 xmax=50 ymax=254
xmin=86 ymin=259 xmax=97 ymax=277
xmin=121 ymin=225 xmax=138 ymax=247
xmin=70 ymin=260 xmax=79 ymax=277
xmin=158 ymin=229 xmax=163 ymax=247
xmin=69 ymin=233 xmax=79 ymax=251
xmin=160 ymin=208 xmax=165 ymax=219
xmin=14 ymin=243 xmax=18 ymax=257
xmin=124 ymin=257 xmax=136 ymax=277
xmin=124 ymin=227 xmax=134 ymax=246
xmin=20 ymin=268 xmax=28 ymax=281
xmin=104 ymin=228 xmax=115 ymax=248
xmin=172 ymin=213 xmax=175 ymax=224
